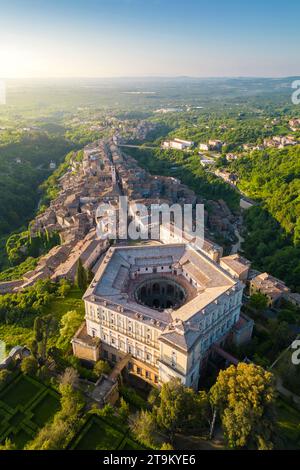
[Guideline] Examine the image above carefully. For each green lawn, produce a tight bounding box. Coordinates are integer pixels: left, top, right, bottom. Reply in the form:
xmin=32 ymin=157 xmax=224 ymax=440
xmin=0 ymin=324 xmax=35 ymax=351
xmin=42 ymin=287 xmax=84 ymax=320
xmin=0 ymin=287 xmax=85 ymax=350
xmin=41 ymin=287 xmax=85 ymax=348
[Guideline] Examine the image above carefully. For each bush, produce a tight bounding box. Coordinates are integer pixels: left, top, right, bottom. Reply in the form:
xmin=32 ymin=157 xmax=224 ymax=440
xmin=20 ymin=356 xmax=38 ymax=376
xmin=68 ymin=356 xmax=97 ymax=381
xmin=93 ymin=360 xmax=111 ymax=377
xmin=120 ymin=385 xmax=148 ymax=410
xmin=129 ymin=410 xmax=159 ymax=449
xmin=26 ymin=384 xmax=85 ymax=450
xmin=56 ymin=310 xmax=83 ymax=351
xmin=0 ymin=369 xmax=12 ymax=388
xmin=59 ymin=367 xmax=79 ymax=388
xmin=161 ymin=442 xmax=174 ymax=450
xmin=96 ymin=404 xmax=115 ymax=419
xmin=119 ymin=398 xmax=130 ymax=423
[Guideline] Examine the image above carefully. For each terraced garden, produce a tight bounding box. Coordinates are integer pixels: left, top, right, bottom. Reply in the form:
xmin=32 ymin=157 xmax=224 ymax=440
xmin=0 ymin=373 xmax=60 ymax=449
xmin=0 ymin=372 xmax=144 ymax=450
xmin=70 ymin=415 xmax=144 ymax=450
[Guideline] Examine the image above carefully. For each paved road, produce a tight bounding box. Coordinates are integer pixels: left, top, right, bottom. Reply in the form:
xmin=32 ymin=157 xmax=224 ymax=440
xmin=231 ymin=227 xmax=245 ymax=254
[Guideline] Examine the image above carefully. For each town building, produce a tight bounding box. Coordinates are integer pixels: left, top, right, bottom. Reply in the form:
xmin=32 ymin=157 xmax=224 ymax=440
xmin=250 ymin=272 xmax=290 ymax=307
xmin=289 ymin=118 xmax=300 ymax=131
xmin=208 ymin=140 xmax=223 ymax=151
xmin=162 ymin=138 xmax=194 ymax=150
xmin=263 ymin=135 xmax=298 ymax=149
xmin=199 ymin=143 xmax=210 ymax=151
xmin=220 ymin=254 xmax=251 ymax=281
xmin=199 ymin=140 xmax=223 ymax=152
xmin=200 ymin=158 xmax=215 ymax=167
xmin=231 ymin=312 xmax=254 ymax=346
xmin=226 ymin=153 xmax=238 ymax=161
xmin=283 ymin=292 xmax=300 ymax=308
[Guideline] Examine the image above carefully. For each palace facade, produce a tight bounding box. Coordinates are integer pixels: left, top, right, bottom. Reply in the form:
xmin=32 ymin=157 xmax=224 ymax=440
xmin=72 ymin=243 xmax=244 ymax=388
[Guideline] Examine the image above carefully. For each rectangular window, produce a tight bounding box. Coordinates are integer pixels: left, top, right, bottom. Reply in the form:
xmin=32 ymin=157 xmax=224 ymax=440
xmin=137 ymin=367 xmax=142 ymax=375
xmin=112 ymin=354 xmax=116 ymax=362
xmin=146 ymin=371 xmax=150 ymax=379
xmin=146 ymin=353 xmax=151 ymax=362
xmin=103 ymin=350 xmax=108 ymax=359
xmin=171 ymin=351 xmax=177 ymax=367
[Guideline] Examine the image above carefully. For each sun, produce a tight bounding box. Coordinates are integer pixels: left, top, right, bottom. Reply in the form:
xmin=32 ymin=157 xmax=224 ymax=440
xmin=0 ymin=45 xmax=42 ymax=78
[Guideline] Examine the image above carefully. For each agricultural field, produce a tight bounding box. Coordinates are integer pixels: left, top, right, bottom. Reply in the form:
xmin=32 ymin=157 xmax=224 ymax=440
xmin=0 ymin=373 xmax=60 ymax=449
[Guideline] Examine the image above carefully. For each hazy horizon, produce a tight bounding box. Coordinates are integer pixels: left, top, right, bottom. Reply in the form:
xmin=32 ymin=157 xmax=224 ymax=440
xmin=1 ymin=0 xmax=300 ymax=79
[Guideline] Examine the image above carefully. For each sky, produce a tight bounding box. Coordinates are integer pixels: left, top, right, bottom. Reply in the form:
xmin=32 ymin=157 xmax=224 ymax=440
xmin=0 ymin=0 xmax=299 ymax=78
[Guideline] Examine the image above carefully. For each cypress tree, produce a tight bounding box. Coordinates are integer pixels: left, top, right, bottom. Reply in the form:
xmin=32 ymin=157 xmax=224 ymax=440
xmin=86 ymin=267 xmax=94 ymax=284
xmin=75 ymin=258 xmax=87 ymax=291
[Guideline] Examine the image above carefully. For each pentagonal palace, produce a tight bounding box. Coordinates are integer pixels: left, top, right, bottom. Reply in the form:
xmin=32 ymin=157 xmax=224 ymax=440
xmin=72 ymin=243 xmax=244 ymax=388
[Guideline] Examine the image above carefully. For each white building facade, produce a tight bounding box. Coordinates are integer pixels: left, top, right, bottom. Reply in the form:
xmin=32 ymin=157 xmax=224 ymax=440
xmin=74 ymin=244 xmax=244 ymax=388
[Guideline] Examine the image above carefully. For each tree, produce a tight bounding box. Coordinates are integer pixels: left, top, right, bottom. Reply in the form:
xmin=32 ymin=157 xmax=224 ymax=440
xmin=34 ymin=314 xmax=58 ymax=361
xmin=28 ymin=338 xmax=38 ymax=358
xmin=96 ymin=403 xmax=115 ymax=419
xmin=75 ymin=258 xmax=87 ymax=291
xmin=160 ymin=442 xmax=174 ymax=450
xmin=37 ymin=365 xmax=51 ymax=383
xmin=59 ymin=367 xmax=79 ymax=388
xmin=130 ymin=410 xmax=159 ymax=448
xmin=94 ymin=360 xmax=111 ymax=377
xmin=249 ymin=292 xmax=268 ymax=313
xmin=20 ymin=356 xmax=38 ymax=376
xmin=34 ymin=317 xmax=43 ymax=343
xmin=147 ymin=387 xmax=160 ymax=407
xmin=57 ymin=279 xmax=71 ymax=298
xmin=0 ymin=369 xmax=12 ymax=387
xmin=56 ymin=310 xmax=83 ymax=350
xmin=26 ymin=384 xmax=85 ymax=450
xmin=268 ymin=320 xmax=292 ymax=353
xmin=277 ymin=351 xmax=300 ymax=395
xmin=86 ymin=268 xmax=94 ymax=284
xmin=119 ymin=398 xmax=130 ymax=423
xmin=210 ymin=363 xmax=277 ymax=449
xmin=155 ymin=378 xmax=210 ymax=442
xmin=0 ymin=438 xmax=16 ymax=450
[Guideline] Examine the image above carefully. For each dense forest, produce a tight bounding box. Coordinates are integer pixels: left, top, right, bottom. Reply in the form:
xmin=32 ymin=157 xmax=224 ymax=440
xmin=233 ymin=146 xmax=300 ymax=245
xmin=0 ymin=132 xmax=74 ymax=236
xmin=231 ymin=146 xmax=300 ymax=291
xmin=242 ymin=207 xmax=300 ymax=291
